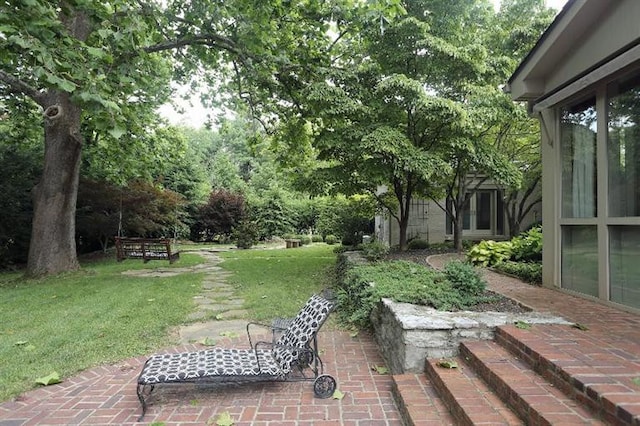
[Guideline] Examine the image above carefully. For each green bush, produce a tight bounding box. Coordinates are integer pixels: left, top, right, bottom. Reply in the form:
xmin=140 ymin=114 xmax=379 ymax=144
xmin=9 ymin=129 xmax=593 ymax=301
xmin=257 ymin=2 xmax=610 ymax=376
xmin=442 ymin=260 xmax=486 ymax=299
xmin=511 ymin=226 xmax=542 ymax=262
xmin=298 ymin=235 xmax=312 ymax=245
xmin=493 ymin=261 xmax=542 ymax=285
xmin=359 ymin=241 xmax=389 ymax=261
xmin=311 ymin=234 xmax=324 ymax=243
xmin=233 ymin=220 xmax=259 ymax=249
xmin=325 ymin=235 xmax=338 ymax=245
xmin=407 ymin=239 xmax=429 ymax=250
xmin=467 ymin=240 xmax=512 ymax=267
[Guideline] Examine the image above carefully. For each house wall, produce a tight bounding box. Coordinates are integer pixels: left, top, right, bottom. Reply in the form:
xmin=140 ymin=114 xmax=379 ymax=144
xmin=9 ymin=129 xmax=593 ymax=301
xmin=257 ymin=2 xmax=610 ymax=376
xmin=510 ymin=0 xmax=640 ymax=312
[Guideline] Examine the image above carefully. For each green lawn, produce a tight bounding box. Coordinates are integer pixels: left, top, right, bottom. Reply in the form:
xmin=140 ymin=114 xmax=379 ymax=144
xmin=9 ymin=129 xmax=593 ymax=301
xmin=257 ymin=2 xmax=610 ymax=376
xmin=218 ymin=244 xmax=337 ymax=322
xmin=0 ymin=253 xmax=205 ymax=402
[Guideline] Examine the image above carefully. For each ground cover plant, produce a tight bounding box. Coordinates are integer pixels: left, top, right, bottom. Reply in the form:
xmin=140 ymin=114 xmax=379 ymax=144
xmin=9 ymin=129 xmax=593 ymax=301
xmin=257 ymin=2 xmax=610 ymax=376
xmin=0 ymin=253 xmax=204 ymax=402
xmin=218 ymin=244 xmax=336 ymax=322
xmin=336 ymin=258 xmax=495 ymax=328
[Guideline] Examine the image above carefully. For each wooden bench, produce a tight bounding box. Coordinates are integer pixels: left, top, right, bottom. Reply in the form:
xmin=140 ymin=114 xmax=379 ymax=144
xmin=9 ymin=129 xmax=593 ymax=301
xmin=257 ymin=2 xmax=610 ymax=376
xmin=115 ymin=237 xmax=179 ymax=264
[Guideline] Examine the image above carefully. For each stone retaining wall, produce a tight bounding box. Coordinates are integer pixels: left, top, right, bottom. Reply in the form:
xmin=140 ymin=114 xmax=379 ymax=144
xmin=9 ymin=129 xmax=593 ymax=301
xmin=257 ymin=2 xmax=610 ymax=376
xmin=371 ymin=298 xmax=570 ymax=374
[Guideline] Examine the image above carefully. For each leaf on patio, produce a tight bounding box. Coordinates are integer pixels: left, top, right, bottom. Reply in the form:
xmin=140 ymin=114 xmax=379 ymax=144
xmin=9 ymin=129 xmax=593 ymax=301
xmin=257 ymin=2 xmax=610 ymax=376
xmin=35 ymin=372 xmax=62 ymax=386
xmin=572 ymin=323 xmax=589 ymax=331
xmin=371 ymin=365 xmax=389 ymax=375
xmin=213 ymin=411 xmax=235 ymax=426
xmin=437 ymin=360 xmax=458 ymax=369
xmin=219 ymin=331 xmax=239 ymax=339
xmin=515 ymin=320 xmax=531 ymax=330
xmin=332 ymin=389 xmax=345 ymax=400
xmin=631 ymin=377 xmax=640 ymax=387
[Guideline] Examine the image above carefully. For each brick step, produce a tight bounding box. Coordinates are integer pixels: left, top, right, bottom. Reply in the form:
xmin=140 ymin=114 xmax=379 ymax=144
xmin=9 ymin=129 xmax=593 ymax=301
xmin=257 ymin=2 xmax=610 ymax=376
xmin=391 ymin=373 xmax=457 ymax=426
xmin=424 ymin=356 xmax=524 ymax=425
xmin=496 ymin=323 xmax=640 ymax=425
xmin=460 ymin=339 xmax=606 ymax=425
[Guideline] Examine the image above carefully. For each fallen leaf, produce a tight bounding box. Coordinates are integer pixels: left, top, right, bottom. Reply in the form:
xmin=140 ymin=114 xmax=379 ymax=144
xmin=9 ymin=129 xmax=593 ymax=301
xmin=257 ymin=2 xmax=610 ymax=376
xmin=371 ymin=365 xmax=389 ymax=375
xmin=14 ymin=341 xmax=28 ymax=346
xmin=214 ymin=411 xmax=234 ymax=426
xmin=35 ymin=372 xmax=62 ymax=386
xmin=514 ymin=320 xmax=531 ymax=330
xmin=437 ymin=360 xmax=458 ymax=369
xmin=631 ymin=377 xmax=640 ymax=387
xmin=219 ymin=331 xmax=239 ymax=339
xmin=332 ymin=389 xmax=345 ymax=400
xmin=572 ymin=323 xmax=589 ymax=331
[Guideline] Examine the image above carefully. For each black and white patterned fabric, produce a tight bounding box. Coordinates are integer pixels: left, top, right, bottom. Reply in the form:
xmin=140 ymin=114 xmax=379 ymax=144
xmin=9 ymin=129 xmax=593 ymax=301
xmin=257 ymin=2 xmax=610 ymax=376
xmin=137 ymin=294 xmax=334 ymax=385
xmin=272 ymin=294 xmax=334 ymax=374
xmin=138 ymin=348 xmax=280 ymax=385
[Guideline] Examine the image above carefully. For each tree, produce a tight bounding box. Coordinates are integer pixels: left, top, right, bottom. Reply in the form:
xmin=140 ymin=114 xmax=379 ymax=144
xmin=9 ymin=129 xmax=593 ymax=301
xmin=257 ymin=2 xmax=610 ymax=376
xmin=1 ymin=0 xmax=397 ymax=276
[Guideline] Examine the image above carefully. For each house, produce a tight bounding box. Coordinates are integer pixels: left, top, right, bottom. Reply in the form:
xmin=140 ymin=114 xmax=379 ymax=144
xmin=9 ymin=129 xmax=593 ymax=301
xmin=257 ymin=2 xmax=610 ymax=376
xmin=375 ymin=176 xmax=541 ymax=246
xmin=507 ymin=0 xmax=640 ymax=312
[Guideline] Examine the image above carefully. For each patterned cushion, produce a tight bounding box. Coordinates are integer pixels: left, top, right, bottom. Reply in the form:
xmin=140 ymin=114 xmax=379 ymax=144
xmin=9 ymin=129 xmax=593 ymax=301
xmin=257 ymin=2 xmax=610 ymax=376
xmin=138 ymin=348 xmax=281 ymax=385
xmin=272 ymin=294 xmax=334 ymax=373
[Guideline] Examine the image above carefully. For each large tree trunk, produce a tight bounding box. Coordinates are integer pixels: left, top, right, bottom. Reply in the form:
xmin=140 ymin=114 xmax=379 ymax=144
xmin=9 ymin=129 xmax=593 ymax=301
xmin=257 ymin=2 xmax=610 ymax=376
xmin=26 ymin=91 xmax=82 ymax=277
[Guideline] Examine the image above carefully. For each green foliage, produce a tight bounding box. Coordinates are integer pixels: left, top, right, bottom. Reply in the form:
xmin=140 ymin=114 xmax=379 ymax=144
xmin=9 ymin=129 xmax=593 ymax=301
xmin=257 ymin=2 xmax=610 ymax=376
xmin=442 ymin=260 xmax=486 ymax=299
xmin=359 ymin=241 xmax=390 ymax=262
xmin=407 ymin=239 xmax=429 ymax=250
xmin=492 ymin=261 xmax=542 ymax=285
xmin=325 ymin=235 xmax=338 ymax=245
xmin=311 ymin=234 xmax=324 ymax=243
xmin=336 ymin=260 xmax=489 ymax=328
xmin=248 ymin=192 xmax=296 ymax=240
xmin=297 ymin=235 xmax=312 ymax=245
xmin=510 ymin=226 xmax=542 ymax=262
xmin=467 ymin=240 xmax=513 ymax=267
xmin=232 ymin=220 xmax=259 ymax=249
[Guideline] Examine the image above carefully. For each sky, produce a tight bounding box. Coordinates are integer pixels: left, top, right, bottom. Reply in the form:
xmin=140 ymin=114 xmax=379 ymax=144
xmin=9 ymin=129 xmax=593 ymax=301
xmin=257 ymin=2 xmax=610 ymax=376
xmin=159 ymin=0 xmax=570 ymax=128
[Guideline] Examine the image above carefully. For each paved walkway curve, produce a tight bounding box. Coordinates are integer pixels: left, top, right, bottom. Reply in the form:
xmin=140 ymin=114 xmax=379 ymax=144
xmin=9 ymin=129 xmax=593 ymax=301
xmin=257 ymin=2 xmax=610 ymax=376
xmin=0 ymin=249 xmax=402 ymax=425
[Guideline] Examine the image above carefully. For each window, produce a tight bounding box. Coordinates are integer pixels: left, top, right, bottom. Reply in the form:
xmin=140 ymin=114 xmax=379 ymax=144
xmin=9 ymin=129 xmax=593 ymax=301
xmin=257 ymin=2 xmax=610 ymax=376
xmin=561 ymin=98 xmax=597 ymax=218
xmin=608 ymin=75 xmax=640 ymax=217
xmin=561 ymin=225 xmax=599 ymax=297
xmin=609 ymin=226 xmax=640 ymax=306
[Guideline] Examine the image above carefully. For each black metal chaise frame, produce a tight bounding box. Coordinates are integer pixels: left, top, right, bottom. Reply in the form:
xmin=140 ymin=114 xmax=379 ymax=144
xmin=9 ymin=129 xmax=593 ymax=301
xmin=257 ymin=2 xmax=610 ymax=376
xmin=135 ymin=294 xmax=337 ymax=420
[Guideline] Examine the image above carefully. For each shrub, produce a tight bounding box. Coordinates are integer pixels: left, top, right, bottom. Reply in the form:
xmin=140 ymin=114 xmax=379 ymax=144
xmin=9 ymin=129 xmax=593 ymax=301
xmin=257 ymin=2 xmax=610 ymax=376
xmin=359 ymin=241 xmax=389 ymax=261
xmin=325 ymin=235 xmax=338 ymax=245
xmin=298 ymin=235 xmax=312 ymax=245
xmin=407 ymin=239 xmax=429 ymax=250
xmin=233 ymin=219 xmax=259 ymax=249
xmin=511 ymin=226 xmax=542 ymax=262
xmin=493 ymin=261 xmax=542 ymax=285
xmin=311 ymin=234 xmax=324 ymax=243
xmin=467 ymin=240 xmax=512 ymax=266
xmin=442 ymin=260 xmax=486 ymax=298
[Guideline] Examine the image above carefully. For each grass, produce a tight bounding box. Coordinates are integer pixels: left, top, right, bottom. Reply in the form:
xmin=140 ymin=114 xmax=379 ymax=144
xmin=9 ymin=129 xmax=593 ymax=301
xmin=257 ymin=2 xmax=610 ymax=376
xmin=0 ymin=252 xmax=205 ymax=402
xmin=218 ymin=244 xmax=337 ymax=322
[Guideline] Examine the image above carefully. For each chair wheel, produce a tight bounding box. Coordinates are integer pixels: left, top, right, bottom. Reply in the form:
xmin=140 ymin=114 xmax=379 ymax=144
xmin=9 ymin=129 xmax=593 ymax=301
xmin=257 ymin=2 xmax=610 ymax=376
xmin=313 ymin=374 xmax=337 ymax=398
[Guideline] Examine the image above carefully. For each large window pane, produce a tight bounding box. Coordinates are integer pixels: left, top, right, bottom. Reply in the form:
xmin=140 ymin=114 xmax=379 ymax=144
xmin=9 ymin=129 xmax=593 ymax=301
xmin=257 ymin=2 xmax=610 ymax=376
xmin=608 ymin=76 xmax=640 ymax=217
xmin=609 ymin=226 xmax=640 ymax=309
xmin=561 ymin=99 xmax=597 ymax=218
xmin=561 ymin=225 xmax=598 ymax=297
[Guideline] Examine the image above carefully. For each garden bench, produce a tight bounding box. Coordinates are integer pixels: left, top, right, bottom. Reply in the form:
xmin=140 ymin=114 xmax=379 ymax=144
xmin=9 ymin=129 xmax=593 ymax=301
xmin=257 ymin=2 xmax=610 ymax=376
xmin=135 ymin=293 xmax=337 ymax=420
xmin=285 ymin=238 xmax=301 ymax=248
xmin=114 ymin=237 xmax=179 ymax=264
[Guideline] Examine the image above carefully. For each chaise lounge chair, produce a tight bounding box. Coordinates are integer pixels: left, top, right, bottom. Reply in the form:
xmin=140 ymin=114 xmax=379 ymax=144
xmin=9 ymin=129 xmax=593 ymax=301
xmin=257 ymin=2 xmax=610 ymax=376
xmin=135 ymin=293 xmax=337 ymax=420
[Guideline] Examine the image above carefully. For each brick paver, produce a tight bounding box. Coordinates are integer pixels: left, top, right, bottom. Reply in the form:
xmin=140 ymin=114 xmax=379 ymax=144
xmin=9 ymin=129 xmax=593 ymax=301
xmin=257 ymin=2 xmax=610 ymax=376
xmin=0 ymin=331 xmax=402 ymax=425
